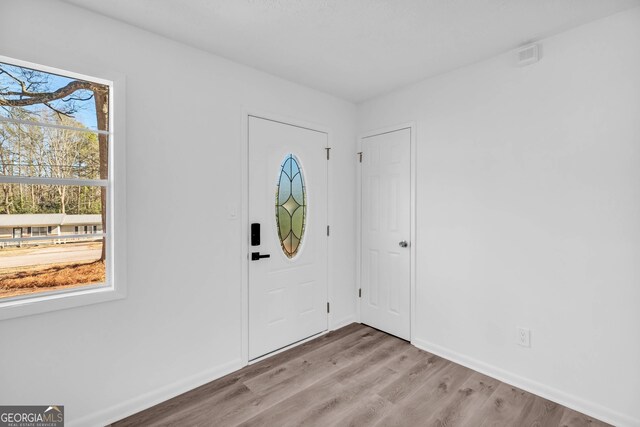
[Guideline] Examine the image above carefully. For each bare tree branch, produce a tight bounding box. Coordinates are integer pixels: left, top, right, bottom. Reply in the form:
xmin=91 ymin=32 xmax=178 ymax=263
xmin=0 ymin=79 xmax=105 ymax=108
xmin=43 ymin=101 xmax=74 ymax=119
xmin=0 ymin=68 xmax=29 ymax=93
xmin=62 ymin=94 xmax=94 ymax=103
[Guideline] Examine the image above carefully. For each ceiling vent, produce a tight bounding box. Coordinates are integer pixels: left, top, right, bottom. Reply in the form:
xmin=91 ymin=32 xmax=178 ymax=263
xmin=516 ymin=43 xmax=541 ymax=66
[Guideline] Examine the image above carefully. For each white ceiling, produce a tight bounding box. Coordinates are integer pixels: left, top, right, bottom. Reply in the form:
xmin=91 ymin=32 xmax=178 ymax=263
xmin=61 ymin=0 xmax=640 ymax=102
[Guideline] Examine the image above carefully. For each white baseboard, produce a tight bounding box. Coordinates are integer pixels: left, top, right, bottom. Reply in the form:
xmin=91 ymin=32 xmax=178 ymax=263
xmin=69 ymin=316 xmax=358 ymax=426
xmin=412 ymin=338 xmax=639 ymax=427
xmin=331 ymin=314 xmax=358 ymax=330
xmin=69 ymin=358 xmax=244 ymax=427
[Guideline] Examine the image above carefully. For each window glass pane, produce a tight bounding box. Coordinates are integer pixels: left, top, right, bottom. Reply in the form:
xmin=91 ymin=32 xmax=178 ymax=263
xmin=0 ymin=61 xmax=109 ymax=132
xmin=0 ymin=184 xmax=106 ymax=300
xmin=0 ymin=243 xmax=105 ymax=298
xmin=0 ymin=121 xmax=106 ymax=180
xmin=275 ymin=154 xmax=306 ymax=258
xmin=31 ymin=226 xmax=47 ymax=237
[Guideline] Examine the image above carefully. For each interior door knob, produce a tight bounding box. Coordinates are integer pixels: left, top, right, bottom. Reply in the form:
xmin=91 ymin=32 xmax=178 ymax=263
xmin=399 ymin=240 xmax=409 ymax=248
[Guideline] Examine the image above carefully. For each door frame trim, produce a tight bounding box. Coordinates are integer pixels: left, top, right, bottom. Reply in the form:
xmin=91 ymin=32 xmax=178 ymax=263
xmin=241 ymin=109 xmax=332 ymax=365
xmin=357 ymin=122 xmax=417 ymax=343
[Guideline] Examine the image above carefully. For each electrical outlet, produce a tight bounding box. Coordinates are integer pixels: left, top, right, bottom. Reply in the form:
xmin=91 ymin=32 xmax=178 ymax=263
xmin=517 ymin=327 xmax=531 ymax=347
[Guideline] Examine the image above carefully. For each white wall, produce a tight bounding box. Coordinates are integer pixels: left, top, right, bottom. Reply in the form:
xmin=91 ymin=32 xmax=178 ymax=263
xmin=359 ymin=8 xmax=640 ymax=426
xmin=2 ymin=1 xmax=638 ymax=425
xmin=0 ymin=0 xmax=357 ymax=425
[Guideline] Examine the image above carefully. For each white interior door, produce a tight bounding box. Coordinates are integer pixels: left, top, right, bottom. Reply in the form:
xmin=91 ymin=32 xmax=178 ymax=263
xmin=361 ymin=128 xmax=411 ymax=340
xmin=248 ymin=116 xmax=328 ymax=360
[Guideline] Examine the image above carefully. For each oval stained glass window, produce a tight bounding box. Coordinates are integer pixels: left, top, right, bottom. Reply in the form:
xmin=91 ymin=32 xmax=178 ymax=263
xmin=276 ymin=154 xmax=306 ymax=258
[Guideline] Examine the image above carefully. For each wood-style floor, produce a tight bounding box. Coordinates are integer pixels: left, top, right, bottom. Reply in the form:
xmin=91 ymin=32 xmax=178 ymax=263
xmin=112 ymin=323 xmax=610 ymax=426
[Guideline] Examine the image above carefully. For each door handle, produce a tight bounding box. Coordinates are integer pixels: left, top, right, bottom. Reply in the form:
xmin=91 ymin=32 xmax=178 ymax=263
xmin=399 ymin=240 xmax=409 ymax=248
xmin=251 ymin=252 xmax=271 ymax=261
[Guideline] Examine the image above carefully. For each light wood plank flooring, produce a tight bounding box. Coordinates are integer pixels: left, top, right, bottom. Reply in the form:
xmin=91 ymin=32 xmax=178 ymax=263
xmin=112 ymin=323 xmax=610 ymax=426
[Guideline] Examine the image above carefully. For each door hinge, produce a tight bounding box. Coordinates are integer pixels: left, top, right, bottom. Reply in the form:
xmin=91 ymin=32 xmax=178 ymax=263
xmin=325 ymin=147 xmax=331 ymax=160
xmin=327 ymin=302 xmax=330 ymax=313
xmin=358 ymin=288 xmax=362 ymax=298
xmin=357 ymin=152 xmax=363 ymax=163
xmin=327 ymin=225 xmax=330 ymax=236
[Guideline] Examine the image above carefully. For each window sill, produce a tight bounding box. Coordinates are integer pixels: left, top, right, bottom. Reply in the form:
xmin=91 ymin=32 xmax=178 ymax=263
xmin=0 ymin=284 xmax=125 ymax=320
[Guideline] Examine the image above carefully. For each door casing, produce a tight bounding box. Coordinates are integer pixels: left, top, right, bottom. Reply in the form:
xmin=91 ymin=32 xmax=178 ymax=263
xmin=241 ymin=110 xmax=333 ymax=366
xmin=357 ymin=123 xmax=417 ymax=343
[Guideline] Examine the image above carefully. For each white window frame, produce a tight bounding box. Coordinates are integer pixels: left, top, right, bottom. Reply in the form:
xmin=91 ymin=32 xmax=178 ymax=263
xmin=0 ymin=54 xmax=127 ymax=320
xmin=30 ymin=226 xmax=48 ymax=237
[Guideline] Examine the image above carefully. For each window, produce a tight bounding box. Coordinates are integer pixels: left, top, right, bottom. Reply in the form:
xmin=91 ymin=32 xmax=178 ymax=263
xmin=31 ymin=227 xmax=48 ymax=237
xmin=74 ymin=225 xmax=90 ymax=235
xmin=276 ymin=154 xmax=307 ymax=258
xmin=0 ymin=56 xmax=115 ymax=310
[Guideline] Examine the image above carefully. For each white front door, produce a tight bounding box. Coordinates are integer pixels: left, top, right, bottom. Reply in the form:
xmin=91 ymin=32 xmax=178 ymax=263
xmin=248 ymin=116 xmax=328 ymax=360
xmin=361 ymin=128 xmax=411 ymax=340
